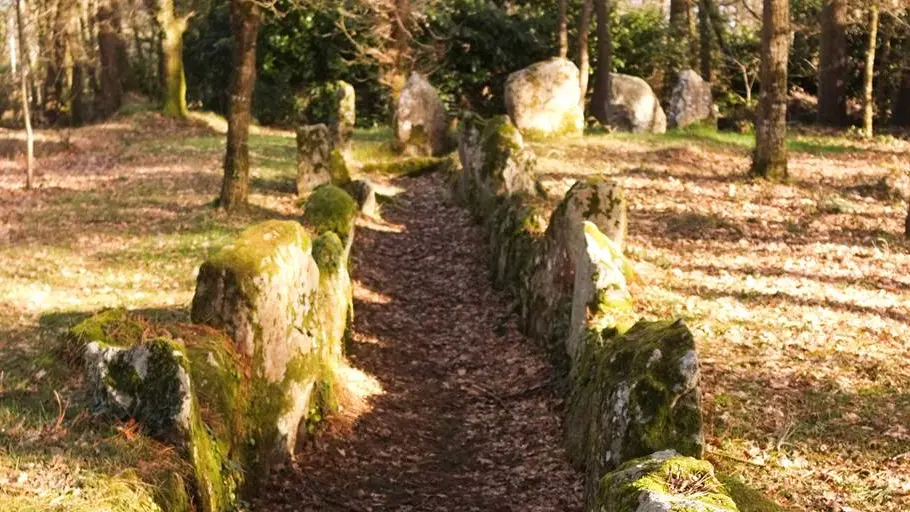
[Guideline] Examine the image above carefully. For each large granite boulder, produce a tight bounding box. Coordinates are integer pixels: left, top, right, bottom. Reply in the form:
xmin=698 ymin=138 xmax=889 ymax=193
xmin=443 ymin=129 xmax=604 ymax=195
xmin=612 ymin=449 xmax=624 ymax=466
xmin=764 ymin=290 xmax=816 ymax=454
xmin=596 ymin=450 xmax=739 ymax=512
xmin=667 ymin=69 xmax=715 ymax=129
xmin=605 ymin=73 xmax=667 ymax=134
xmin=504 ymin=58 xmax=585 ymax=139
xmin=395 ymin=73 xmax=451 ymax=156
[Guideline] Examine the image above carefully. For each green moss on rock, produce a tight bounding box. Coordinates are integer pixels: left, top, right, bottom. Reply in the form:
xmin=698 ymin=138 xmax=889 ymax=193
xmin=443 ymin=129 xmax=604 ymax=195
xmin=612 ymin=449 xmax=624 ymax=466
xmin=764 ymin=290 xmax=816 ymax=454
xmin=312 ymin=232 xmax=345 ymax=277
xmin=597 ymin=451 xmax=739 ymax=512
xmin=328 ymin=149 xmax=351 ymax=186
xmin=207 ymin=220 xmax=311 ymax=285
xmin=302 ymin=184 xmax=358 ymax=242
xmin=361 ymin=156 xmax=448 ymax=177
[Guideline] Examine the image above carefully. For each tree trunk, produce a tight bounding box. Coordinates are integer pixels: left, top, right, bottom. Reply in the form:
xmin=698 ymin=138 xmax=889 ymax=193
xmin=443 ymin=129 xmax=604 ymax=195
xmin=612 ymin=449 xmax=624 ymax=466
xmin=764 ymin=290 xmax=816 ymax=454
xmin=698 ymin=0 xmax=712 ymax=80
xmin=16 ymin=0 xmax=34 ymax=190
xmin=219 ymin=0 xmax=261 ymax=211
xmin=817 ymin=0 xmax=847 ymax=126
xmin=157 ymin=0 xmax=188 ymax=118
xmin=751 ymin=0 xmax=790 ymax=181
xmin=874 ymin=15 xmax=892 ymax=121
xmin=861 ymin=4 xmax=877 ymax=139
xmin=578 ymin=0 xmax=591 ymax=108
xmin=386 ymin=0 xmax=411 ymax=105
xmin=97 ymin=0 xmax=123 ymax=117
xmin=667 ymin=0 xmax=690 ymax=93
xmin=905 ymin=203 xmax=909 ymax=237
xmin=893 ymin=41 xmax=910 ymax=127
xmin=589 ymin=0 xmax=611 ymax=124
xmin=44 ymin=0 xmax=69 ymax=124
xmin=558 ymin=0 xmax=568 ymax=58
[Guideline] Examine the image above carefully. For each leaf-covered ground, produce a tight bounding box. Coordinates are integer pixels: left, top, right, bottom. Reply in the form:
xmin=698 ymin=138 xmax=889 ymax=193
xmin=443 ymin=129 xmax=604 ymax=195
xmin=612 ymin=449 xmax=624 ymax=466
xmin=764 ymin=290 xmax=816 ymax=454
xmin=0 ymin=112 xmax=907 ymax=511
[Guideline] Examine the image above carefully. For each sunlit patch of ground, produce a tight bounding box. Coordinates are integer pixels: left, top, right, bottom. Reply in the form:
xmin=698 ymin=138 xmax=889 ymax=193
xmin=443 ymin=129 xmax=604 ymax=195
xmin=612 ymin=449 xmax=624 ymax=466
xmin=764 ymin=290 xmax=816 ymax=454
xmin=533 ymin=127 xmax=910 ymax=512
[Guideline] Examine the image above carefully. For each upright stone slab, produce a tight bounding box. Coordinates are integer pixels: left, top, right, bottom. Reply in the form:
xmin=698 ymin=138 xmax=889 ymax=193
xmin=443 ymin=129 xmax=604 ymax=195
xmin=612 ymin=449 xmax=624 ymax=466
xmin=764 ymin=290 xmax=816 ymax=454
xmin=668 ymin=69 xmax=715 ymax=129
xmin=191 ymin=220 xmax=322 ymax=462
xmin=603 ymin=73 xmax=667 ymax=134
xmin=504 ymin=57 xmax=585 ymax=139
xmin=596 ymin=450 xmax=739 ymax=512
xmin=296 ymin=124 xmax=333 ymax=195
xmin=395 ymin=73 xmax=450 ymax=156
xmin=474 ymin=115 xmax=537 ymax=204
xmin=297 ymin=81 xmax=356 ymax=151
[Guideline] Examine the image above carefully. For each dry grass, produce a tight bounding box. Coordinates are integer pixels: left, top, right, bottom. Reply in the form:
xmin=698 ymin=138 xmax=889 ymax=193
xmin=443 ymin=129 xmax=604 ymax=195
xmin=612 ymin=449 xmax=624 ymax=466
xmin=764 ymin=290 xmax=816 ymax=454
xmin=532 ymin=127 xmax=910 ymax=512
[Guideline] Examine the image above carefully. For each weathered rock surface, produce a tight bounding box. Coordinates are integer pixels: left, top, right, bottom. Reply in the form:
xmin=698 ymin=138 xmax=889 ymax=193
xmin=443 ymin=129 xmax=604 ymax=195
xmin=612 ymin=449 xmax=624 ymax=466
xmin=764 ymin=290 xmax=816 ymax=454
xmin=668 ymin=69 xmax=715 ymax=129
xmin=296 ymin=124 xmax=333 ymax=195
xmin=395 ymin=73 xmax=451 ymax=156
xmin=504 ymin=58 xmax=585 ymax=139
xmin=604 ymin=73 xmax=667 ymax=134
xmin=346 ymin=179 xmax=378 ymax=217
xmin=297 ymin=81 xmax=356 ymax=150
xmin=596 ymin=450 xmax=739 ymax=512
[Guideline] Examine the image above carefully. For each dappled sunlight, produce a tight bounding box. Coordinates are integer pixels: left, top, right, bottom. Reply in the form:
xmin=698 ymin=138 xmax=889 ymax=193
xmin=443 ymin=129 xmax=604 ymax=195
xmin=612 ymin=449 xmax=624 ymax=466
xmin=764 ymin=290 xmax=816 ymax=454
xmin=353 ymin=279 xmax=393 ymax=305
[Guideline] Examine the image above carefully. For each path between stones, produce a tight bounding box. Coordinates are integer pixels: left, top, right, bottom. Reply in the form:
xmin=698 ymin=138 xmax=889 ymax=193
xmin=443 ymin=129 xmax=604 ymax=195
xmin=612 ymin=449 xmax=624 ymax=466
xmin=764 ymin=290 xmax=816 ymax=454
xmin=254 ymin=172 xmax=583 ymax=511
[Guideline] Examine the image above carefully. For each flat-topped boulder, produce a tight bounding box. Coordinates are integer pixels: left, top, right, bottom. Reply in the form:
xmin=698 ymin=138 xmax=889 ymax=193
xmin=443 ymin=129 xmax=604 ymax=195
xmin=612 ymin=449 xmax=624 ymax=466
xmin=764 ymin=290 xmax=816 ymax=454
xmin=395 ymin=73 xmax=451 ymax=156
xmin=668 ymin=69 xmax=715 ymax=129
xmin=505 ymin=58 xmax=585 ymax=139
xmin=596 ymin=450 xmax=739 ymax=512
xmin=603 ymin=73 xmax=667 ymax=134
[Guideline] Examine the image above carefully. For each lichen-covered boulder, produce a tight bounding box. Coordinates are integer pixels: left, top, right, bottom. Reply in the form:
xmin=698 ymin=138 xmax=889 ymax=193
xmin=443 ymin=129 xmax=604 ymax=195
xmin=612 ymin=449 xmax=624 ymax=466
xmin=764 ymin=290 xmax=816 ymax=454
xmin=302 ymin=184 xmax=359 ymax=250
xmin=668 ymin=69 xmax=715 ymax=129
xmin=297 ymin=81 xmax=356 ymax=150
xmin=296 ymin=124 xmax=333 ymax=195
xmin=472 ymin=116 xmax=537 ymax=209
xmin=191 ymin=220 xmax=322 ymax=462
xmin=604 ymin=73 xmax=667 ymax=134
xmin=596 ymin=450 xmax=739 ymax=512
xmin=504 ymin=57 xmax=585 ymax=139
xmin=395 ymin=73 xmax=451 ymax=156
xmin=567 ymin=317 xmax=704 ymax=507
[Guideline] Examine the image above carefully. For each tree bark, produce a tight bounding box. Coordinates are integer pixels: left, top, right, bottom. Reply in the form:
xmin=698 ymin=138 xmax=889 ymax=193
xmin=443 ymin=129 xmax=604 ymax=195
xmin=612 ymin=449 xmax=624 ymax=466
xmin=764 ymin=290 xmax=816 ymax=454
xmin=558 ymin=0 xmax=568 ymax=58
xmin=219 ymin=0 xmax=262 ymax=211
xmin=861 ymin=4 xmax=878 ymax=139
xmin=751 ymin=0 xmax=790 ymax=181
xmin=157 ymin=0 xmax=189 ymax=118
xmin=16 ymin=0 xmax=34 ymax=190
xmin=43 ymin=0 xmax=69 ymax=124
xmin=817 ymin=0 xmax=847 ymax=126
xmin=698 ymin=0 xmax=712 ymax=80
xmin=578 ymin=0 xmax=591 ymax=108
xmin=905 ymin=203 xmax=909 ymax=237
xmin=589 ymin=0 xmax=611 ymax=124
xmin=893 ymin=40 xmax=910 ymax=127
xmin=667 ymin=0 xmax=691 ymax=91
xmin=96 ymin=0 xmax=123 ymax=117
xmin=874 ymin=15 xmax=892 ymax=121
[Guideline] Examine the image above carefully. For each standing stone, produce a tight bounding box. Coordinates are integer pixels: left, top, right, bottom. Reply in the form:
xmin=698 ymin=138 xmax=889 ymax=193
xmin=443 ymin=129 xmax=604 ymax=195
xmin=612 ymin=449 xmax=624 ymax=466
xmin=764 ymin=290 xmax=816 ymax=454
xmin=296 ymin=124 xmax=333 ymax=195
xmin=395 ymin=73 xmax=451 ymax=156
xmin=191 ymin=220 xmax=322 ymax=460
xmin=604 ymin=73 xmax=667 ymax=134
xmin=504 ymin=57 xmax=585 ymax=139
xmin=667 ymin=69 xmax=715 ymax=129
xmin=297 ymin=81 xmax=356 ymax=150
xmin=346 ymin=179 xmax=378 ymax=218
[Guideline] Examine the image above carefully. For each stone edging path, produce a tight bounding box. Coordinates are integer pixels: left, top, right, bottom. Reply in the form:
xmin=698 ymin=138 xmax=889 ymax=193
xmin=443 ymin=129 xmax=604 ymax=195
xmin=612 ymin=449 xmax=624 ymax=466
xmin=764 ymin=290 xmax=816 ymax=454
xmin=254 ymin=172 xmax=584 ymax=511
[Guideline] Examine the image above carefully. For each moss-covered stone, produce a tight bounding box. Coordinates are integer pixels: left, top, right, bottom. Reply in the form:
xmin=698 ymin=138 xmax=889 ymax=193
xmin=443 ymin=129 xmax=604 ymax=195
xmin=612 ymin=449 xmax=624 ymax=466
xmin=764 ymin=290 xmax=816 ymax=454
xmin=328 ymin=149 xmax=351 ymax=186
xmin=204 ymin=220 xmax=311 ymax=288
xmin=504 ymin=58 xmax=585 ymax=139
xmin=302 ymin=184 xmax=358 ymax=245
xmin=361 ymin=156 xmax=448 ymax=177
xmin=596 ymin=450 xmax=739 ymax=512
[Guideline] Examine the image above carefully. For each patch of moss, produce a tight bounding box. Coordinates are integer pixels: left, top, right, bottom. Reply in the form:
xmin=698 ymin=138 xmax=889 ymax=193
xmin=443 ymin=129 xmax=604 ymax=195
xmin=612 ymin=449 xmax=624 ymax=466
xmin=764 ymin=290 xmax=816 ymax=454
xmin=68 ymin=308 xmax=145 ymax=357
xmin=718 ymin=474 xmax=783 ymax=512
xmin=328 ymin=149 xmax=351 ymax=186
xmin=312 ymin=232 xmax=345 ymax=277
xmin=207 ymin=220 xmax=310 ymax=284
xmin=361 ymin=156 xmax=447 ymax=177
xmin=302 ymin=184 xmax=358 ymax=242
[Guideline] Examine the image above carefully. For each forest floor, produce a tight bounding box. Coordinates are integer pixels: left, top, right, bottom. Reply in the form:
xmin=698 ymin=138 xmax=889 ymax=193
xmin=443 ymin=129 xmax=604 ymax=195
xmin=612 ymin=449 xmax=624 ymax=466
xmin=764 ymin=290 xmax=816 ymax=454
xmin=0 ymin=109 xmax=907 ymax=512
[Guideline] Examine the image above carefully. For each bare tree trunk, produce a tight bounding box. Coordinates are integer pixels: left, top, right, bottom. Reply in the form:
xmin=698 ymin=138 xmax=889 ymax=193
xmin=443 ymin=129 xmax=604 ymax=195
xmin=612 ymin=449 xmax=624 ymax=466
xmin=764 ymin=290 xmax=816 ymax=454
xmin=751 ymin=0 xmax=790 ymax=181
xmin=44 ymin=0 xmax=68 ymax=124
xmin=219 ymin=0 xmax=261 ymax=211
xmin=157 ymin=0 xmax=189 ymax=118
xmin=667 ymin=0 xmax=691 ymax=93
xmin=862 ymin=4 xmax=878 ymax=139
xmin=589 ymin=0 xmax=611 ymax=124
xmin=874 ymin=15 xmax=892 ymax=121
xmin=97 ymin=0 xmax=123 ymax=117
xmin=386 ymin=0 xmax=411 ymax=106
xmin=557 ymin=0 xmax=567 ymax=58
xmin=578 ymin=0 xmax=591 ymax=108
xmin=818 ymin=0 xmax=847 ymax=126
xmin=905 ymin=203 xmax=909 ymax=237
xmin=16 ymin=0 xmax=34 ymax=190
xmin=698 ymin=0 xmax=712 ymax=80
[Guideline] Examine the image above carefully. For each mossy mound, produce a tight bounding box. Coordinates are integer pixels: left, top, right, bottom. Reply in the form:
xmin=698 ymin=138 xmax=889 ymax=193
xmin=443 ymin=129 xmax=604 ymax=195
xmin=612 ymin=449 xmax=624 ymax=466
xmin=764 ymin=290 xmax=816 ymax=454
xmin=302 ymin=184 xmax=358 ymax=243
xmin=597 ymin=450 xmax=739 ymax=512
xmin=361 ymin=156 xmax=448 ymax=177
xmin=206 ymin=220 xmax=310 ymax=285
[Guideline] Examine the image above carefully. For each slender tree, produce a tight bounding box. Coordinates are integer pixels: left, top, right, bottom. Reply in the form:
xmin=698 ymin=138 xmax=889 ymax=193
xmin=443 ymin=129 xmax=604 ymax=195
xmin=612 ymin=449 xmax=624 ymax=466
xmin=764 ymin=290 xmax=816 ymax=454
xmin=905 ymin=204 xmax=909 ymax=237
xmin=557 ymin=0 xmax=567 ymax=58
xmin=589 ymin=0 xmax=611 ymax=124
xmin=667 ymin=0 xmax=692 ymax=92
xmin=698 ymin=0 xmax=712 ymax=80
xmin=818 ymin=0 xmax=847 ymax=125
xmin=751 ymin=0 xmax=790 ymax=180
xmin=219 ymin=0 xmax=262 ymax=211
xmin=16 ymin=0 xmax=34 ymax=189
xmin=97 ymin=0 xmax=124 ymax=117
xmin=157 ymin=0 xmax=190 ymax=118
xmin=577 ymin=0 xmax=591 ymax=107
xmin=862 ymin=3 xmax=878 ymax=138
